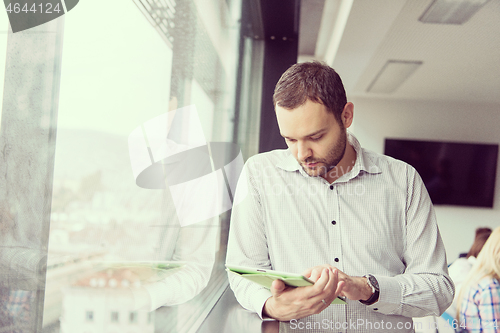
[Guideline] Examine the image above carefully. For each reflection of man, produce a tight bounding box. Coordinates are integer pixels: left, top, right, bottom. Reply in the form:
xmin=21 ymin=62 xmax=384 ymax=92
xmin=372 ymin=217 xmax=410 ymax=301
xmin=141 ymin=140 xmax=218 ymax=309
xmin=227 ymin=62 xmax=453 ymax=331
xmin=129 ymin=109 xmax=219 ymax=310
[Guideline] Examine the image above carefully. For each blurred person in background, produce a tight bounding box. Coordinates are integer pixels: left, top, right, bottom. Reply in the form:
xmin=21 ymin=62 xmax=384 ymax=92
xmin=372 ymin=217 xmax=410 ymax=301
xmin=457 ymin=226 xmax=500 ymax=332
xmin=446 ymin=228 xmax=492 ymax=316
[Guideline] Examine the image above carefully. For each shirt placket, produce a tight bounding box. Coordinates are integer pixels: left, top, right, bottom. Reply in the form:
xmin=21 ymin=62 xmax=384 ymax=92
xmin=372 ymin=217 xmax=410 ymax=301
xmin=327 ymin=183 xmax=344 ymax=272
xmin=327 ymin=182 xmax=347 ymax=333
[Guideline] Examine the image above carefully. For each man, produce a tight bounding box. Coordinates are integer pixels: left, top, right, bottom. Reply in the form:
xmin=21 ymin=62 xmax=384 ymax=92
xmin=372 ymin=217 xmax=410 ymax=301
xmin=227 ymin=61 xmax=454 ymax=332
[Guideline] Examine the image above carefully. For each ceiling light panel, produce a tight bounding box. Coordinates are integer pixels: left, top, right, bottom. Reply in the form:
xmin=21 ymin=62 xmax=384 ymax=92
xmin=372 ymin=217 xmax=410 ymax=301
xmin=419 ymin=0 xmax=491 ymax=25
xmin=367 ymin=60 xmax=423 ymax=94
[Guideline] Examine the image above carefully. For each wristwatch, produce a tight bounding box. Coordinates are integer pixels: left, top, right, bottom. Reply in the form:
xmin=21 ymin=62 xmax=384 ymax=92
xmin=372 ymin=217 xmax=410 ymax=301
xmin=359 ymin=274 xmax=379 ymax=305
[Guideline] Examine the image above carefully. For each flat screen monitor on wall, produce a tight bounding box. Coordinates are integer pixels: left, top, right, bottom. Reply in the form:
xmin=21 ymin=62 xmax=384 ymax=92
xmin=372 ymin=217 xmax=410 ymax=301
xmin=384 ymin=138 xmax=499 ymax=208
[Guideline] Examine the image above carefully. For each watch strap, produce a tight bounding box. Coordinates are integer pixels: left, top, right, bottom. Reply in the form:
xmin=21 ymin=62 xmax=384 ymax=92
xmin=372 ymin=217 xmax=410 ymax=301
xmin=359 ymin=274 xmax=379 ymax=305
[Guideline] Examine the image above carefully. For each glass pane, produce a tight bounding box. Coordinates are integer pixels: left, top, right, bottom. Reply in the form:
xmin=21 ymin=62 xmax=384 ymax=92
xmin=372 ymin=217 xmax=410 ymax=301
xmin=1 ymin=0 xmax=251 ymax=332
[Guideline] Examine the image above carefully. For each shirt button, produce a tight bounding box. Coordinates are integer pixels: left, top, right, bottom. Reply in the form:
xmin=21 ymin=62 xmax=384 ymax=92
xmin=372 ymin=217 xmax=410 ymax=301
xmin=334 ymin=258 xmax=339 ymax=262
xmin=331 ymin=221 xmax=336 ymax=225
xmin=329 ymin=185 xmax=334 ymax=190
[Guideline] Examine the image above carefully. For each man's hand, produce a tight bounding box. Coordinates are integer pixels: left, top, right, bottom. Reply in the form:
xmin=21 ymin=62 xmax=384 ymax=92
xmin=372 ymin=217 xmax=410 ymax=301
xmin=263 ymin=267 xmax=344 ymax=321
xmin=303 ymin=265 xmax=373 ymax=302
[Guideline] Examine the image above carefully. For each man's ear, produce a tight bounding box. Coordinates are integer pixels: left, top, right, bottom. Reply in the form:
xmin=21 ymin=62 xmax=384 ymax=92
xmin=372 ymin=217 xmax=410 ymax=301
xmin=341 ymin=102 xmax=354 ymax=128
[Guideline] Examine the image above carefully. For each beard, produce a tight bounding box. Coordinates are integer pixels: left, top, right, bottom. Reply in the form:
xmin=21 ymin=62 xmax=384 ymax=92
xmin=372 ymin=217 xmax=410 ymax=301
xmin=300 ymin=128 xmax=347 ymax=178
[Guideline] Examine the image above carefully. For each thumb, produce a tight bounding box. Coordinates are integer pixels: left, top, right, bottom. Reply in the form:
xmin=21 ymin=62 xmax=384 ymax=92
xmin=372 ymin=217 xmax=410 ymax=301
xmin=270 ymin=279 xmax=286 ymax=295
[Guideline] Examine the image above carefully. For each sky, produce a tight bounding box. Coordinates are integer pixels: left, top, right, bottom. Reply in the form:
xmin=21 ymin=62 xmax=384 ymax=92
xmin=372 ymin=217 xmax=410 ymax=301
xmin=57 ymin=0 xmax=173 ymax=137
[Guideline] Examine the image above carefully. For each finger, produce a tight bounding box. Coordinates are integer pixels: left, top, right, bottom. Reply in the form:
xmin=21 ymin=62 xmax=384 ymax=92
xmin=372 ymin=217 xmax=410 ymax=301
xmin=311 ymin=268 xmax=342 ymax=305
xmin=303 ymin=265 xmax=329 ymax=279
xmin=323 ymin=267 xmax=339 ymax=294
xmin=309 ymin=268 xmax=323 ymax=283
xmin=270 ymin=279 xmax=286 ymax=296
xmin=313 ymin=268 xmax=338 ymax=305
xmin=335 ymin=280 xmax=345 ymax=296
xmin=310 ymin=268 xmax=329 ymax=294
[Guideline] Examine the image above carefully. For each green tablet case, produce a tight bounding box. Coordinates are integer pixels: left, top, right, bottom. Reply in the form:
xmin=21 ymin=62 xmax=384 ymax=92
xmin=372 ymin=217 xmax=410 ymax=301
xmin=226 ymin=265 xmax=346 ymax=304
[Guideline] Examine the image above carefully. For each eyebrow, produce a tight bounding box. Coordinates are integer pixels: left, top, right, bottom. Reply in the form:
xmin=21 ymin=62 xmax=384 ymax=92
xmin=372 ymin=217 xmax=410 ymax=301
xmin=281 ymin=128 xmax=328 ymax=140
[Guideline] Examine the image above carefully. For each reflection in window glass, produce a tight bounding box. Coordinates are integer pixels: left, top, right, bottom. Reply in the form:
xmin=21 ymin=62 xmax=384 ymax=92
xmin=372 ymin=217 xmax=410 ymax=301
xmin=129 ymin=312 xmax=138 ymax=324
xmin=38 ymin=0 xmax=244 ymax=333
xmin=0 ymin=10 xmax=8 ymax=129
xmin=111 ymin=311 xmax=119 ymax=323
xmin=0 ymin=16 xmax=64 ymax=333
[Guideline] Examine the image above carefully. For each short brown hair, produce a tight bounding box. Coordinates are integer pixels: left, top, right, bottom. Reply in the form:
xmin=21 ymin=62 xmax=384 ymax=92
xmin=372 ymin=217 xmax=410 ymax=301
xmin=273 ymin=61 xmax=347 ymax=122
xmin=467 ymin=228 xmax=493 ymax=258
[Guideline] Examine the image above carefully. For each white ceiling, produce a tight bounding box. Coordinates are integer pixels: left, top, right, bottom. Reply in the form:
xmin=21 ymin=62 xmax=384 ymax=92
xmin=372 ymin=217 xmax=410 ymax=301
xmin=299 ymin=0 xmax=500 ymax=104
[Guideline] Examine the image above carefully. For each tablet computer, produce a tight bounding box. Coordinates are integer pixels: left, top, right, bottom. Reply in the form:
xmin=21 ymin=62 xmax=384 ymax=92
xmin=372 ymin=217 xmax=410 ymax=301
xmin=226 ymin=264 xmax=346 ymax=304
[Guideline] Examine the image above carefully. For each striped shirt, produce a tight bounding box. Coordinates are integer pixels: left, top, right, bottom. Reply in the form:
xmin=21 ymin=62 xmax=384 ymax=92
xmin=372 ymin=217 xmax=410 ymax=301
xmin=460 ymin=276 xmax=500 ymax=332
xmin=227 ymin=133 xmax=454 ymax=333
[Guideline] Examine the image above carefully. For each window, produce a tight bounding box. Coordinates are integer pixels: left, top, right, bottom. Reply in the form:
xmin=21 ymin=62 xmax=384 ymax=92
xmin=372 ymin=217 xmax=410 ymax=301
xmin=110 ymin=311 xmax=119 ymax=323
xmin=0 ymin=1 xmax=261 ymax=333
xmin=129 ymin=312 xmax=138 ymax=324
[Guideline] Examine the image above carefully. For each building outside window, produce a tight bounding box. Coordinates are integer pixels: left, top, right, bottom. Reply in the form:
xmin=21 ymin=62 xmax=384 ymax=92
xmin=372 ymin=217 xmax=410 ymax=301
xmin=129 ymin=312 xmax=138 ymax=324
xmin=110 ymin=311 xmax=119 ymax=323
xmin=85 ymin=311 xmax=94 ymax=322
xmin=0 ymin=0 xmax=263 ymax=332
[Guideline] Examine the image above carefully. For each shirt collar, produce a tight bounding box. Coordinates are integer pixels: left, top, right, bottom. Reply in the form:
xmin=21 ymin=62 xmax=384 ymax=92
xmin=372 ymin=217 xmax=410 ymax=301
xmin=348 ymin=132 xmax=381 ymax=177
xmin=276 ymin=132 xmax=381 ymax=179
xmin=276 ymin=149 xmax=301 ymax=172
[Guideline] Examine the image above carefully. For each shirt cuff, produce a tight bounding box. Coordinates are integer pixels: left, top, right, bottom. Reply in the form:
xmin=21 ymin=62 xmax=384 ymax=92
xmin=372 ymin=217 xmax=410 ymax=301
xmin=365 ymin=275 xmax=402 ymax=314
xmin=130 ymin=285 xmax=153 ymax=311
xmin=253 ymin=289 xmax=273 ymax=320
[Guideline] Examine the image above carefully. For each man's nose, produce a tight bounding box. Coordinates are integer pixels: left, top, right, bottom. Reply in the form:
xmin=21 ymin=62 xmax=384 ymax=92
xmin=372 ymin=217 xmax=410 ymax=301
xmin=297 ymin=141 xmax=312 ymax=161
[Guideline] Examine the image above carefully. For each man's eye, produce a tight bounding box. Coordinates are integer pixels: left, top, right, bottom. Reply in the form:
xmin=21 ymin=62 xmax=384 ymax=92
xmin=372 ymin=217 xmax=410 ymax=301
xmin=285 ymin=138 xmax=296 ymax=143
xmin=311 ymin=136 xmax=322 ymax=141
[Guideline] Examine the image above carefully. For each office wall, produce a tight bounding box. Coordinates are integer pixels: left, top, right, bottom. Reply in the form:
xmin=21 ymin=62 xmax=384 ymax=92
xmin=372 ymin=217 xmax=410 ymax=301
xmin=350 ymin=97 xmax=500 ymax=263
